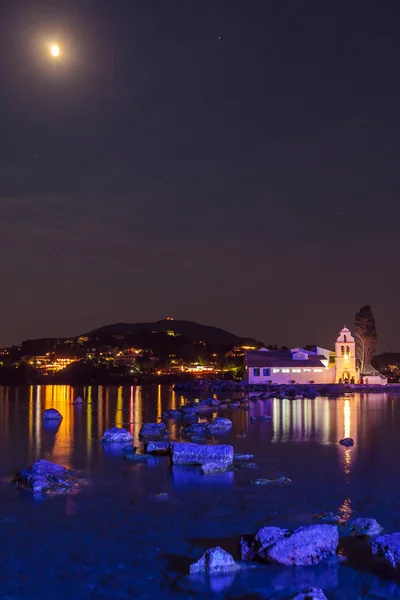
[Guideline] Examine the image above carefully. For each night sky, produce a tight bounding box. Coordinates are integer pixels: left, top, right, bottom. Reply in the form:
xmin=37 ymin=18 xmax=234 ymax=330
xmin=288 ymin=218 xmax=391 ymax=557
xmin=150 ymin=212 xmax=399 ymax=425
xmin=1 ymin=1 xmax=399 ymax=350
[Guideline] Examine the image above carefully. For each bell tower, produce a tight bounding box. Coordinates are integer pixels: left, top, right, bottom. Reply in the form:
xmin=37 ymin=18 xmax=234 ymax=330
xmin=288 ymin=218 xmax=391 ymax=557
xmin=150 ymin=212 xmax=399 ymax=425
xmin=335 ymin=326 xmax=358 ymax=383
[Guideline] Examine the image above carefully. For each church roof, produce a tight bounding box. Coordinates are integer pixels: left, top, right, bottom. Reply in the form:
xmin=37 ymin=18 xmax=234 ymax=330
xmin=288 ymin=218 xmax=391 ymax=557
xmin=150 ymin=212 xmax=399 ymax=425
xmin=245 ymin=350 xmax=326 ymax=368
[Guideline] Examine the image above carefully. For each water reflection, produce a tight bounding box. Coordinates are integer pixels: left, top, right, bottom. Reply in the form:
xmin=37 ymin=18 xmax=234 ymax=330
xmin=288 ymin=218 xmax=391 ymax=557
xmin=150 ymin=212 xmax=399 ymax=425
xmin=0 ymin=386 xmax=391 ymax=483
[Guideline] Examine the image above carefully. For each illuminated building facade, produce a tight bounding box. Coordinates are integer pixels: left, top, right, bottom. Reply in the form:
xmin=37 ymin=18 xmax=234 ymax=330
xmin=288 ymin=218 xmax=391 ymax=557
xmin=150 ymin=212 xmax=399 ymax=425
xmin=245 ymin=326 xmax=387 ymax=385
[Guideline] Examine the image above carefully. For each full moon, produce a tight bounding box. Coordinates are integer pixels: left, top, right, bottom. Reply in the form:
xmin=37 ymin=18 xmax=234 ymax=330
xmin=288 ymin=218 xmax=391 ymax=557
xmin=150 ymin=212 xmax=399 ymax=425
xmin=51 ymin=44 xmax=60 ymax=57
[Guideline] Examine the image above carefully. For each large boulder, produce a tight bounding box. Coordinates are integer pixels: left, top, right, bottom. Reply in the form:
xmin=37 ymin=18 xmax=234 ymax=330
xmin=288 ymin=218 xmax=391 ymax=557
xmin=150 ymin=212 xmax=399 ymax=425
xmin=372 ymin=533 xmax=400 ymax=569
xmin=101 ymin=427 xmax=133 ymax=443
xmin=190 ymin=547 xmax=239 ymax=574
xmin=289 ymin=588 xmax=327 ymax=600
xmin=43 ymin=408 xmax=63 ymax=421
xmin=139 ymin=422 xmax=168 ymax=440
xmin=170 ymin=442 xmax=234 ymax=469
xmin=241 ymin=526 xmax=289 ymax=561
xmin=12 ymin=459 xmax=78 ymax=494
xmin=265 ymin=525 xmax=339 ymax=566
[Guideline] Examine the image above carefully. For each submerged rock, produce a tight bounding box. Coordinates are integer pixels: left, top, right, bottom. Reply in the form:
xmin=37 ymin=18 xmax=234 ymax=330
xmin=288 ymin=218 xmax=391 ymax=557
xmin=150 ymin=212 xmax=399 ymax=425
xmin=145 ymin=441 xmax=170 ymax=455
xmin=339 ymin=437 xmax=354 ymax=447
xmin=101 ymin=427 xmax=133 ymax=443
xmin=201 ymin=462 xmax=232 ymax=475
xmin=170 ymin=442 xmax=234 ymax=468
xmin=207 ymin=417 xmax=232 ymax=432
xmin=12 ymin=459 xmax=78 ymax=494
xmin=167 ymin=409 xmax=182 ymax=418
xmin=372 ymin=533 xmax=400 ymax=569
xmin=313 ymin=512 xmax=342 ymax=523
xmin=73 ymin=396 xmax=83 ymax=405
xmin=190 ymin=547 xmax=240 ymax=574
xmin=266 ymin=525 xmax=339 ymax=566
xmin=288 ymin=588 xmax=327 ymax=600
xmin=233 ymin=461 xmax=257 ymax=469
xmin=234 ymin=453 xmax=255 ymax=461
xmin=345 ymin=517 xmax=383 ymax=537
xmin=139 ymin=422 xmax=168 ymax=440
xmin=43 ymin=408 xmax=63 ymax=421
xmin=252 ymin=476 xmax=292 ymax=486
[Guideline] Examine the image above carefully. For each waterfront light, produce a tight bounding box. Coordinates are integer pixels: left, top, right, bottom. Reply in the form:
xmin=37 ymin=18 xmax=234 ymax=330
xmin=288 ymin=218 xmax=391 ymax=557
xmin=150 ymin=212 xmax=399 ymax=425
xmin=51 ymin=44 xmax=60 ymax=57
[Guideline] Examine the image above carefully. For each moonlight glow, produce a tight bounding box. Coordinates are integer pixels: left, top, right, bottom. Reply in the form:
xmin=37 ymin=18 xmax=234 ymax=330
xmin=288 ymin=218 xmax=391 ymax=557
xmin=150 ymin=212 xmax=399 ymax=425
xmin=51 ymin=44 xmax=60 ymax=57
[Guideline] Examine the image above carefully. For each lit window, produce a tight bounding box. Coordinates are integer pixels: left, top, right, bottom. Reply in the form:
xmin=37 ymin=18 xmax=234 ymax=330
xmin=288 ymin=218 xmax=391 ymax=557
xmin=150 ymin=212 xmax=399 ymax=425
xmin=253 ymin=368 xmax=260 ymax=377
xmin=262 ymin=368 xmax=270 ymax=376
xmin=292 ymin=368 xmax=301 ymax=373
xmin=282 ymin=368 xmax=290 ymax=373
xmin=314 ymin=368 xmax=323 ymax=372
xmin=272 ymin=368 xmax=280 ymax=373
xmin=303 ymin=368 xmax=311 ymax=372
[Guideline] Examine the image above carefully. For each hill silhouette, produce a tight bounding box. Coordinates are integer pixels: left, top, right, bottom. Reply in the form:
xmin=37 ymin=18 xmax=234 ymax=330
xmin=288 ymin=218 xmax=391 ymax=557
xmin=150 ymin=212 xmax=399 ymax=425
xmin=85 ymin=319 xmax=260 ymax=346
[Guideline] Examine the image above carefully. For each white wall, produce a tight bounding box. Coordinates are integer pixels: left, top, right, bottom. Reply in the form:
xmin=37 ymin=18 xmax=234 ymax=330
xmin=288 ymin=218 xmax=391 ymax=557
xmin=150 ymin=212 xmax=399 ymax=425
xmin=247 ymin=366 xmax=336 ymax=385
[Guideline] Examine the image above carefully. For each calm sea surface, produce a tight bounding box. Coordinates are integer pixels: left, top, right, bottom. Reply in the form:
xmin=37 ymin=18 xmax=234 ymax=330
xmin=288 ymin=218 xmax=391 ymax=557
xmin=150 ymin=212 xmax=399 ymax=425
xmin=1 ymin=385 xmax=400 ymax=599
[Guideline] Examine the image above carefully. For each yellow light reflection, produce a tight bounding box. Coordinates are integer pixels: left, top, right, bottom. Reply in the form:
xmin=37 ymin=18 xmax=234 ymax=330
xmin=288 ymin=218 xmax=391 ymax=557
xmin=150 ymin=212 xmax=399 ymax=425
xmin=115 ymin=387 xmax=123 ymax=427
xmin=157 ymin=384 xmax=162 ymax=420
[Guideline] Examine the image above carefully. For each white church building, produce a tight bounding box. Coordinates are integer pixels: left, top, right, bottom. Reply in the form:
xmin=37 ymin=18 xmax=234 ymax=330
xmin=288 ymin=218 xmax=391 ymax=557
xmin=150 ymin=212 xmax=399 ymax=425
xmin=245 ymin=326 xmax=387 ymax=386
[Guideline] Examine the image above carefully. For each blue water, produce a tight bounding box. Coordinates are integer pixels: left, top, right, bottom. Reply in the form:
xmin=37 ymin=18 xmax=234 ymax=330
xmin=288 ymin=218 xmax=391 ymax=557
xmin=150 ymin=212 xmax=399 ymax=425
xmin=1 ymin=385 xmax=400 ymax=599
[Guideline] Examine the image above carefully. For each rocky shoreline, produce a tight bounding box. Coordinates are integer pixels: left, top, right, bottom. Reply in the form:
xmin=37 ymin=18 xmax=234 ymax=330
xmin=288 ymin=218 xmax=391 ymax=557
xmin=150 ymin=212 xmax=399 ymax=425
xmin=173 ymin=378 xmax=400 ymax=397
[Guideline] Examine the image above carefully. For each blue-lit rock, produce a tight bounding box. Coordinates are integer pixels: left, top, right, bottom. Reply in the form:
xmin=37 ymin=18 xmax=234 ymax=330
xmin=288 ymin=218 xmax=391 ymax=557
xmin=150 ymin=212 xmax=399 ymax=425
xmin=101 ymin=427 xmax=133 ymax=443
xmin=339 ymin=437 xmax=354 ymax=447
xmin=12 ymin=459 xmax=78 ymax=494
xmin=207 ymin=417 xmax=232 ymax=432
xmin=345 ymin=517 xmax=383 ymax=537
xmin=288 ymin=588 xmax=327 ymax=599
xmin=170 ymin=442 xmax=234 ymax=468
xmin=234 ymin=453 xmax=255 ymax=461
xmin=145 ymin=441 xmax=170 ymax=455
xmin=252 ymin=476 xmax=292 ymax=486
xmin=43 ymin=408 xmax=63 ymax=420
xmin=200 ymin=462 xmax=232 ymax=475
xmin=313 ymin=512 xmax=342 ymax=523
xmin=73 ymin=396 xmax=83 ymax=405
xmin=241 ymin=526 xmax=289 ymax=560
xmin=139 ymin=422 xmax=168 ymax=440
xmin=265 ymin=525 xmax=339 ymax=566
xmin=372 ymin=532 xmax=400 ymax=569
xmin=190 ymin=547 xmax=240 ymax=574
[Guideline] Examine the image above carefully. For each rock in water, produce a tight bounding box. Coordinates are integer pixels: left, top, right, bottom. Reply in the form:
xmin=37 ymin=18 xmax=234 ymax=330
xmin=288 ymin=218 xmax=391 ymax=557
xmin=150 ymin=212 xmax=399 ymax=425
xmin=201 ymin=462 xmax=232 ymax=475
xmin=12 ymin=459 xmax=78 ymax=494
xmin=372 ymin=533 xmax=400 ymax=569
xmin=43 ymin=408 xmax=63 ymax=421
xmin=139 ymin=422 xmax=168 ymax=440
xmin=170 ymin=442 xmax=234 ymax=468
xmin=207 ymin=417 xmax=232 ymax=432
xmin=145 ymin=441 xmax=170 ymax=455
xmin=339 ymin=437 xmax=354 ymax=447
xmin=313 ymin=512 xmax=342 ymax=523
xmin=265 ymin=525 xmax=339 ymax=566
xmin=234 ymin=453 xmax=255 ymax=461
xmin=253 ymin=526 xmax=290 ymax=560
xmin=346 ymin=518 xmax=383 ymax=537
xmin=289 ymin=588 xmax=327 ymax=600
xmin=190 ymin=547 xmax=240 ymax=574
xmin=252 ymin=476 xmax=292 ymax=486
xmin=101 ymin=427 xmax=133 ymax=443
xmin=73 ymin=396 xmax=83 ymax=405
